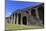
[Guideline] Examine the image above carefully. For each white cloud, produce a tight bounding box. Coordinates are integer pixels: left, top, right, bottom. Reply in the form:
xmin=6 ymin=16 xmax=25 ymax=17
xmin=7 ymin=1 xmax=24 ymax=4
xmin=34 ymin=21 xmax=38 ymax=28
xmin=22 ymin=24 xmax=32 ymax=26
xmin=8 ymin=12 xmax=11 ymax=16
xmin=6 ymin=12 xmax=11 ymax=17
xmin=9 ymin=12 xmax=11 ymax=15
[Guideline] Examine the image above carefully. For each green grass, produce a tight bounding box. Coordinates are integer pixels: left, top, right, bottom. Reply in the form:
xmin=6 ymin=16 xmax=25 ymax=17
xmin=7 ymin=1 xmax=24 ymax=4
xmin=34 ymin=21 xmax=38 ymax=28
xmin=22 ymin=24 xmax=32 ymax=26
xmin=5 ymin=24 xmax=44 ymax=31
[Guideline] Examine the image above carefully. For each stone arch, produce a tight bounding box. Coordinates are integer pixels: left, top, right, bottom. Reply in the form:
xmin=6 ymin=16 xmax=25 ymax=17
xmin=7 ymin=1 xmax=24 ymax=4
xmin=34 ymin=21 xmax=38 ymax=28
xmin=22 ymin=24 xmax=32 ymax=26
xmin=22 ymin=16 xmax=27 ymax=25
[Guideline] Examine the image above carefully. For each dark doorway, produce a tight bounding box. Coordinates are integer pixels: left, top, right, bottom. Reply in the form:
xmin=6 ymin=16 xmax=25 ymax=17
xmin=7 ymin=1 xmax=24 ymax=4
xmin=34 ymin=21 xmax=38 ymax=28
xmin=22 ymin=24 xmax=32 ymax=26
xmin=31 ymin=9 xmax=36 ymax=17
xmin=22 ymin=16 xmax=27 ymax=25
xmin=18 ymin=13 xmax=21 ymax=24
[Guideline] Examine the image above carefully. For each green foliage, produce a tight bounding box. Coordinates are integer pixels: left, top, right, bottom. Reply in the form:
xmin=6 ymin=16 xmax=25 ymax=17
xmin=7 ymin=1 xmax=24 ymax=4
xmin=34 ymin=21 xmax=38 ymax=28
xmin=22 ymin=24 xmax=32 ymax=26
xmin=5 ymin=24 xmax=43 ymax=31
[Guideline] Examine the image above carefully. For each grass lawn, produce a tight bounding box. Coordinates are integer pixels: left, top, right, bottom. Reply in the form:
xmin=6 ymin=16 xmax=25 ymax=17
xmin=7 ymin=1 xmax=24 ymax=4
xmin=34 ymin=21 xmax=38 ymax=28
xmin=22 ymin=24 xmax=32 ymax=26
xmin=5 ymin=24 xmax=44 ymax=31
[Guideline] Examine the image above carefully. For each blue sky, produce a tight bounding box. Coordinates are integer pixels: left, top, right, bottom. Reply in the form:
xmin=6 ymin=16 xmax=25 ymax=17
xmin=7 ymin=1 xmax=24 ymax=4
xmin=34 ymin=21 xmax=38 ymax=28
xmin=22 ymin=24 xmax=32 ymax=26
xmin=5 ymin=0 xmax=42 ymax=17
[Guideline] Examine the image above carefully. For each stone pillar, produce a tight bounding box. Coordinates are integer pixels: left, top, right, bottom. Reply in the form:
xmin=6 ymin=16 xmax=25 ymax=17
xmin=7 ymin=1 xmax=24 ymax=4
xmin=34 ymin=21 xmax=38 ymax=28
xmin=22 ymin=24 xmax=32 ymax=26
xmin=35 ymin=8 xmax=41 ymax=25
xmin=27 ymin=16 xmax=28 ymax=25
xmin=13 ymin=14 xmax=15 ymax=24
xmin=29 ymin=9 xmax=31 ymax=15
xmin=21 ymin=14 xmax=23 ymax=25
xmin=9 ymin=17 xmax=10 ymax=23
xmin=16 ymin=15 xmax=18 ymax=25
xmin=10 ymin=16 xmax=12 ymax=24
xmin=5 ymin=18 xmax=8 ymax=24
xmin=35 ymin=8 xmax=39 ymax=19
xmin=12 ymin=15 xmax=14 ymax=24
xmin=11 ymin=15 xmax=13 ymax=24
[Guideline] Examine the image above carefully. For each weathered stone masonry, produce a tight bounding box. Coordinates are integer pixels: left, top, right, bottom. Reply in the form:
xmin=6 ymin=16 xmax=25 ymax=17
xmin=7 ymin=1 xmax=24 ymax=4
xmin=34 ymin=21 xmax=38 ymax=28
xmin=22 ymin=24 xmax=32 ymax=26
xmin=5 ymin=3 xmax=44 ymax=25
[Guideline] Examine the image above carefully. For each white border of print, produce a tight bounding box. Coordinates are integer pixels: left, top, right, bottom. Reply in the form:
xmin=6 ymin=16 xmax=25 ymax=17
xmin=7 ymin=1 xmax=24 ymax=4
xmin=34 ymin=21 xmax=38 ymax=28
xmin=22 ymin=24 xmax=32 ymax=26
xmin=0 ymin=0 xmax=46 ymax=31
xmin=0 ymin=0 xmax=5 ymax=31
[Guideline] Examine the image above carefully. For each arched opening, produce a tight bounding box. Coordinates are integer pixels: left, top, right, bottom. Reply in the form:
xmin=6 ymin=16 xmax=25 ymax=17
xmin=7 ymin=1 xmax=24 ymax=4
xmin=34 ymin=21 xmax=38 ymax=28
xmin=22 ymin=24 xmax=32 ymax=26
xmin=31 ymin=9 xmax=36 ymax=17
xmin=22 ymin=16 xmax=27 ymax=25
xmin=18 ymin=13 xmax=21 ymax=24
